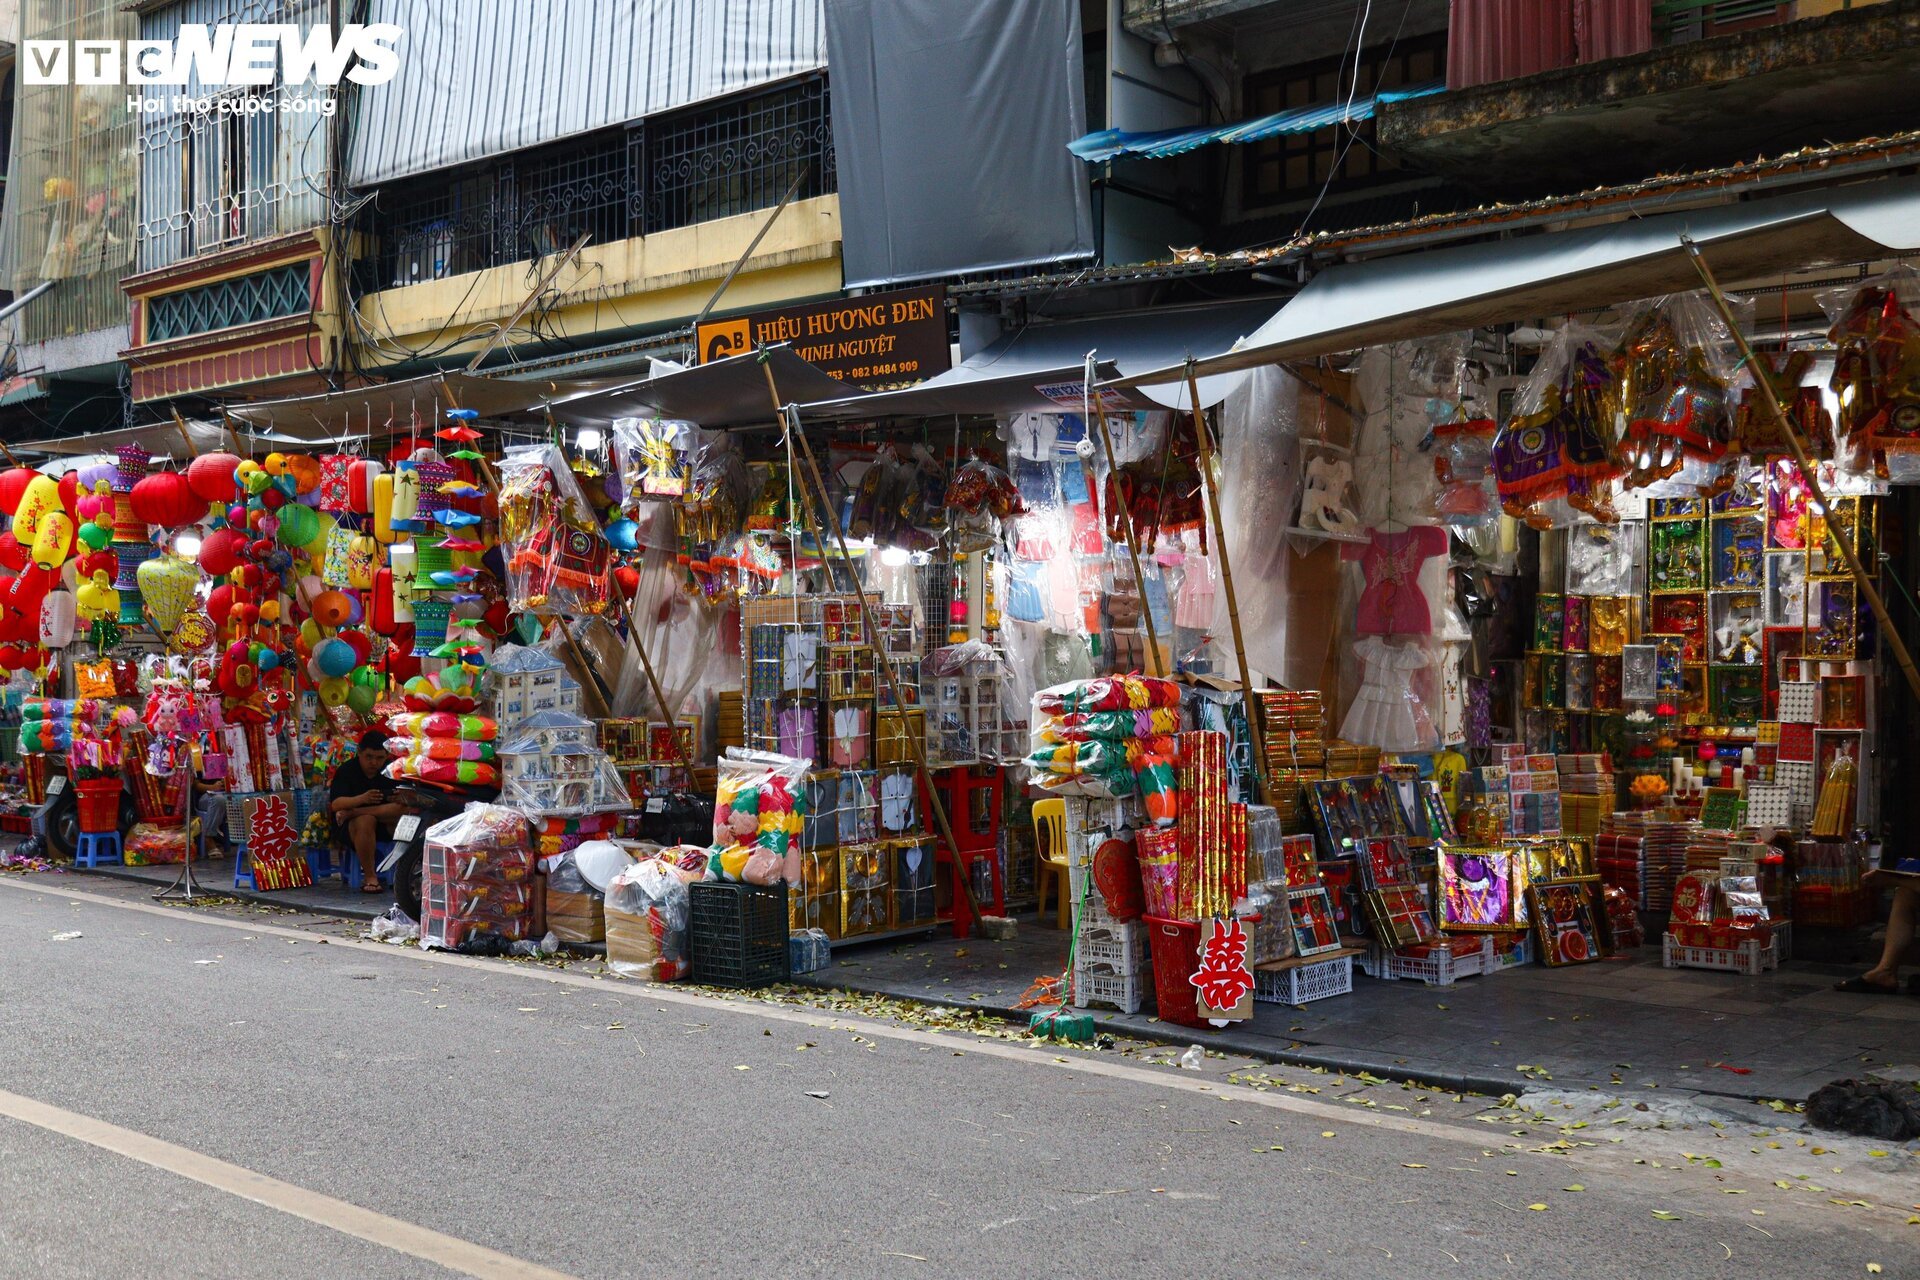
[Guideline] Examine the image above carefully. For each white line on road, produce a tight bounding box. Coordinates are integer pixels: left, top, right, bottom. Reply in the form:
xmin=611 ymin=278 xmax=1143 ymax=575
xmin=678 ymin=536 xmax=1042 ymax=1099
xmin=0 ymin=1086 xmax=580 ymax=1280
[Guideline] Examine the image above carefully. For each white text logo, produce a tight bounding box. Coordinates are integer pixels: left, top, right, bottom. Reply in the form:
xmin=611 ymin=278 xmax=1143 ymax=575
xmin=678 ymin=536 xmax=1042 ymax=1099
xmin=23 ymin=24 xmax=402 ymax=87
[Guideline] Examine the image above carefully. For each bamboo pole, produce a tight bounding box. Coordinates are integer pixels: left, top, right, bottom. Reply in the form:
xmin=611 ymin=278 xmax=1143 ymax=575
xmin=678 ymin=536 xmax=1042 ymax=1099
xmin=620 ymin=584 xmax=698 ymax=778
xmin=759 ymin=357 xmax=988 ymax=930
xmin=170 ymin=409 xmax=198 ymax=459
xmin=1682 ymin=237 xmax=1920 ymax=704
xmin=1090 ymin=398 xmax=1166 ymax=677
xmin=1185 ymin=364 xmax=1272 ymax=805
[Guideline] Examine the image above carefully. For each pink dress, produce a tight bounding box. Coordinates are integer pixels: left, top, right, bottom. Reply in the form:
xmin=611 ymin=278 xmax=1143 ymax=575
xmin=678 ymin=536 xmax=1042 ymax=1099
xmin=1343 ymin=526 xmax=1448 ymax=636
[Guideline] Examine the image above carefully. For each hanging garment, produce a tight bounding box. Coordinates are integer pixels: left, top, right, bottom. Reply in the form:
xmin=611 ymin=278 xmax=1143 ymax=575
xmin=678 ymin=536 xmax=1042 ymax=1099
xmin=1339 ymin=637 xmax=1439 ymax=753
xmin=1343 ymin=525 xmax=1449 ymax=636
xmin=1173 ymin=544 xmax=1216 ymax=630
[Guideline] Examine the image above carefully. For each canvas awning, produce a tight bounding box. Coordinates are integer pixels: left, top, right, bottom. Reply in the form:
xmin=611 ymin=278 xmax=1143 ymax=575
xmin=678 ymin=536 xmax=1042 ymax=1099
xmin=10 ymin=416 xmax=305 ymax=462
xmin=1069 ymin=83 xmax=1443 ymax=163
xmin=1114 ymin=172 xmax=1920 ymax=390
xmin=798 ymin=299 xmax=1279 ymax=419
xmin=552 ymin=348 xmax=865 ymax=428
xmin=225 ymin=372 xmax=618 ymax=439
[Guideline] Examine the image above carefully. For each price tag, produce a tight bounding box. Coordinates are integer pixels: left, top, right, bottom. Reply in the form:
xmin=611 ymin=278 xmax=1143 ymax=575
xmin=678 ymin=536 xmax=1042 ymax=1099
xmin=44 ymin=776 xmax=66 ymax=799
xmin=392 ymin=815 xmax=420 ymax=845
xmin=645 ymin=797 xmax=666 ymax=814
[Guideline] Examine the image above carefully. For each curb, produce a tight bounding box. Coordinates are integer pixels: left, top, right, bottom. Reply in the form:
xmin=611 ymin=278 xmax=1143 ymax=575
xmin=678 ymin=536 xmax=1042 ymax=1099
xmin=74 ymin=864 xmax=388 ymax=923
xmin=794 ymin=970 xmax=1527 ymax=1097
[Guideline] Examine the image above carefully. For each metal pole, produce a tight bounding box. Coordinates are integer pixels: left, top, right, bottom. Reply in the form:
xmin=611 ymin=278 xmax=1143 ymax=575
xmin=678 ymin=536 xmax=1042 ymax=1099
xmin=1185 ymin=365 xmax=1272 ymax=805
xmin=1091 ymin=398 xmax=1166 ymax=676
xmin=760 ymin=358 xmax=987 ymax=929
xmin=1682 ymin=237 xmax=1920 ymax=704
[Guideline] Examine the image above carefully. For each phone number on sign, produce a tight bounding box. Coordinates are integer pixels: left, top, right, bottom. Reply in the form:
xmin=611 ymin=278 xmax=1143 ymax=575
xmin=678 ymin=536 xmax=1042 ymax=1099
xmin=844 ymin=360 xmax=922 ymax=381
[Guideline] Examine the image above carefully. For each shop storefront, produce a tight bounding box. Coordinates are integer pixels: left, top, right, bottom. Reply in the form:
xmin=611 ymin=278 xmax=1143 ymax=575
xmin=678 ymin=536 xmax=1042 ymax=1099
xmin=3 ymin=170 xmax=1917 ymax=1024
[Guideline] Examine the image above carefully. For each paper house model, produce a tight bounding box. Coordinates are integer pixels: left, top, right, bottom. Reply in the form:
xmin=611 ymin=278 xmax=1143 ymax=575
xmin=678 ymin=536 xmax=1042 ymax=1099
xmin=505 ymin=708 xmax=596 ymax=753
xmin=487 ymin=644 xmax=581 ymax=731
xmin=498 ymin=738 xmax=631 ymax=815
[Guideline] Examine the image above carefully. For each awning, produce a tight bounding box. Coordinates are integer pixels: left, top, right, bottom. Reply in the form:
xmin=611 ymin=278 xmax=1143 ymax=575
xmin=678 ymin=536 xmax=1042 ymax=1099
xmin=1114 ymin=172 xmax=1920 ymax=389
xmin=799 ymin=299 xmax=1279 ymax=419
xmin=1069 ymin=83 xmax=1444 ymax=164
xmin=553 ymin=347 xmax=863 ymax=428
xmin=226 ymin=372 xmax=618 ymax=438
xmin=10 ymin=417 xmax=302 ymax=462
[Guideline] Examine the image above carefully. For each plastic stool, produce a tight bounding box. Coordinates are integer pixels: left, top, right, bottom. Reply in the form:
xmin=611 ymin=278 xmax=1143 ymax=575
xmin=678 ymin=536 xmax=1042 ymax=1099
xmin=73 ymin=830 xmax=123 ymax=869
xmin=305 ymin=842 xmax=337 ymax=882
xmin=342 ymin=840 xmax=396 ymax=891
xmin=233 ymin=844 xmax=252 ymax=890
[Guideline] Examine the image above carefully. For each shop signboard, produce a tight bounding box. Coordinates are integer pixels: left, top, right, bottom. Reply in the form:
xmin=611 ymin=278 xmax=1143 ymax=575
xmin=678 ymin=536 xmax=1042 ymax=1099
xmin=696 ymin=286 xmax=950 ymax=390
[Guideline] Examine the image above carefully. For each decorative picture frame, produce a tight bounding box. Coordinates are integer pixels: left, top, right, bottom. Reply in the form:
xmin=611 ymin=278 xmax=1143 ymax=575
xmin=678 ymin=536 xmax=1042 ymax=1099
xmin=1527 ymin=878 xmax=1605 ymax=966
xmin=1289 ymin=886 xmax=1343 ymax=956
xmin=1436 ymin=846 xmax=1520 ymax=932
xmin=1364 ymin=884 xmax=1436 ymax=949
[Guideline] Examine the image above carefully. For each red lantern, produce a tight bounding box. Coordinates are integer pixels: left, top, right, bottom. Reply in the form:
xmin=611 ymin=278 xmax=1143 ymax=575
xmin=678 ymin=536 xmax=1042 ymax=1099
xmin=198 ymin=526 xmax=244 ymax=577
xmin=0 ymin=469 xmax=39 ymax=516
xmin=370 ymin=569 xmax=397 ymax=635
xmin=613 ymin=565 xmax=640 ymax=598
xmin=207 ymin=584 xmax=235 ymax=627
xmin=57 ymin=471 xmax=79 ymax=516
xmin=187 ymin=452 xmax=243 ymax=502
xmin=341 ymin=629 xmax=372 ymax=666
xmin=0 ymin=533 xmax=27 ymax=572
xmin=130 ymin=472 xmax=206 ymax=527
xmin=347 ymin=460 xmax=383 ymax=513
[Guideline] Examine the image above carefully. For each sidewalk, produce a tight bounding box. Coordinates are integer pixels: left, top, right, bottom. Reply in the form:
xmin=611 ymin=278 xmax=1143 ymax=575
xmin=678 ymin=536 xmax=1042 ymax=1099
xmin=70 ymin=857 xmax=389 ymax=922
xmin=801 ymin=919 xmax=1920 ymax=1104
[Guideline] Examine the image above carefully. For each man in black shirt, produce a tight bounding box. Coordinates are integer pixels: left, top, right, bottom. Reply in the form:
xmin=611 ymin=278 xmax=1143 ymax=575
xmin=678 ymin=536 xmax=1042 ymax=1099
xmin=330 ymin=729 xmax=407 ymax=892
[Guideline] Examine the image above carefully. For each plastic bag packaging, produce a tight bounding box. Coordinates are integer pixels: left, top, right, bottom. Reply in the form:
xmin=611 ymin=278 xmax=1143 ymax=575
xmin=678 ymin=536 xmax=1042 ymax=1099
xmin=604 ymin=857 xmax=692 ymax=981
xmin=1613 ymin=293 xmax=1747 ymax=491
xmin=366 ymin=905 xmax=419 ymax=944
xmin=711 ymin=747 xmax=810 ymax=884
xmin=611 ymin=417 xmax=703 ymax=502
xmin=944 ymin=454 xmax=1021 ymax=552
xmin=1494 ymin=323 xmax=1622 ymax=526
xmin=1427 ymin=417 xmax=1498 ymax=523
xmin=541 ymin=849 xmax=606 ymax=945
xmin=420 ymin=802 xmax=534 ymax=951
xmin=1034 ymin=675 xmax=1180 ymax=717
xmin=1819 ymin=264 xmax=1920 ymax=475
xmin=497 ymin=443 xmax=613 ymax=616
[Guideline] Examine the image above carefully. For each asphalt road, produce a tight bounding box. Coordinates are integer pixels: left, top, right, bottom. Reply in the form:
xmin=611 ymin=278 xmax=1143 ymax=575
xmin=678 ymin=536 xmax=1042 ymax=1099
xmin=0 ymin=876 xmax=1912 ymax=1280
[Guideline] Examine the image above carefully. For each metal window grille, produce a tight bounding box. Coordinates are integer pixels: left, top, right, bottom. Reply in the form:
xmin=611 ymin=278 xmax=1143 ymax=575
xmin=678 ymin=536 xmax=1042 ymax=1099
xmin=146 ymin=263 xmax=311 ymax=342
xmin=367 ymin=76 xmax=835 ymax=287
xmin=644 ymin=75 xmax=834 ymax=234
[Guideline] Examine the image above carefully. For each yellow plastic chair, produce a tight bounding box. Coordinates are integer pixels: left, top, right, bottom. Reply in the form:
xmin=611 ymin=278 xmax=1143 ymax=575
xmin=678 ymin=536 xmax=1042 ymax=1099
xmin=1032 ymin=797 xmax=1070 ymax=928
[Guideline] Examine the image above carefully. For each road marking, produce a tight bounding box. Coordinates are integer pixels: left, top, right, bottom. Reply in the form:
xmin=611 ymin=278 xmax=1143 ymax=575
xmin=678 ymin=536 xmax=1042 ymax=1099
xmin=0 ymin=1086 xmax=579 ymax=1280
xmin=10 ymin=877 xmax=1499 ymax=1144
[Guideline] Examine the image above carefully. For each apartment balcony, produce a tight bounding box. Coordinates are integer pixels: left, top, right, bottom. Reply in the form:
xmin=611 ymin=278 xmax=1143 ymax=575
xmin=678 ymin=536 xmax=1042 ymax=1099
xmin=1378 ymin=0 xmax=1920 ymax=195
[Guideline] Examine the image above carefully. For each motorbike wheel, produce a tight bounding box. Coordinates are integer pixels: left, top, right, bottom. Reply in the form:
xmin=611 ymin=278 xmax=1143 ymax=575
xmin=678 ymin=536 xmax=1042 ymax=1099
xmin=46 ymin=791 xmax=77 ymax=862
xmin=394 ymin=844 xmax=423 ymax=922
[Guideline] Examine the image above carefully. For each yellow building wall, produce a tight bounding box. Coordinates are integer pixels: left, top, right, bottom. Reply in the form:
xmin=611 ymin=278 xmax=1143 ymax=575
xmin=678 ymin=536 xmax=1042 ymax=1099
xmin=353 ymin=195 xmax=844 ymax=369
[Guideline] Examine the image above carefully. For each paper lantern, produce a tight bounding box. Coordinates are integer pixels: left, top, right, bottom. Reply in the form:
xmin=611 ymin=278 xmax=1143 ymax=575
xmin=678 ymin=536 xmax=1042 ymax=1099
xmin=310 ymin=589 xmax=352 ymax=628
xmin=410 ymin=599 xmax=450 ymax=655
xmin=187 ymin=453 xmax=242 ymax=503
xmin=0 ymin=533 xmax=27 ymax=573
xmin=314 ymin=636 xmax=357 ymax=677
xmin=38 ymin=591 xmax=75 ymax=649
xmin=373 ymin=472 xmax=399 ymax=543
xmin=0 ymin=469 xmax=39 ymax=516
xmin=197 ymin=527 xmax=244 ymax=577
xmin=285 ymin=454 xmax=320 ymax=494
xmin=275 ymin=502 xmax=320 ymax=548
xmin=347 ymin=459 xmax=384 ymax=513
xmin=206 ymin=583 xmax=235 ymax=627
xmin=130 ymin=472 xmax=205 ymax=528
xmin=137 ymin=554 xmax=199 ymax=634
xmin=30 ymin=512 xmax=73 ymax=570
xmin=340 ymin=629 xmax=372 ymax=666
xmin=10 ymin=475 xmax=61 ymax=543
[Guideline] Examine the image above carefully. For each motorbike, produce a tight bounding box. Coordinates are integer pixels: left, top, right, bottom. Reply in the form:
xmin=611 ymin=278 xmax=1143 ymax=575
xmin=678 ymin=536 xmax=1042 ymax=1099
xmin=375 ymin=779 xmax=496 ymax=921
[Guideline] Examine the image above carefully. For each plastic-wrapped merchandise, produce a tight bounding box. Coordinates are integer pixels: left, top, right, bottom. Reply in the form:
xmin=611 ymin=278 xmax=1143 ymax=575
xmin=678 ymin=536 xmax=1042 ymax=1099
xmin=1821 ymin=265 xmax=1920 ymax=475
xmin=541 ymin=849 xmax=605 ymax=945
xmin=1614 ymin=294 xmax=1740 ymax=481
xmin=1035 ymin=675 xmax=1180 ymax=717
xmin=497 ymin=443 xmax=613 ymax=616
xmin=420 ymin=803 xmax=534 ymax=952
xmin=1494 ymin=323 xmax=1621 ymax=525
xmin=710 ymin=747 xmax=809 ymax=884
xmin=605 ymin=857 xmax=693 ymax=981
xmin=1427 ymin=417 xmax=1498 ymax=521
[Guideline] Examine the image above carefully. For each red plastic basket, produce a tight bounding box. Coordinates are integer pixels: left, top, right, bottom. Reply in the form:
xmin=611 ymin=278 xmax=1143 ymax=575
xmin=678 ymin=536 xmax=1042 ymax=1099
xmin=76 ymin=779 xmax=124 ymax=834
xmin=1145 ymin=915 xmax=1206 ymax=1028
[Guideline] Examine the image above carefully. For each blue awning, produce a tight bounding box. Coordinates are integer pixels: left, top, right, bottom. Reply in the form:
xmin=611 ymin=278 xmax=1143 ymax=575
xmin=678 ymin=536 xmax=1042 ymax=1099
xmin=1068 ymin=83 xmax=1445 ymax=163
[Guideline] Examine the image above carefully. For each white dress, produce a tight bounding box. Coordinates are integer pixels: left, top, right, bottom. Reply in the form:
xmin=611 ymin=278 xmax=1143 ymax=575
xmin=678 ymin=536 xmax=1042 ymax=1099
xmin=1340 ymin=636 xmax=1440 ymax=753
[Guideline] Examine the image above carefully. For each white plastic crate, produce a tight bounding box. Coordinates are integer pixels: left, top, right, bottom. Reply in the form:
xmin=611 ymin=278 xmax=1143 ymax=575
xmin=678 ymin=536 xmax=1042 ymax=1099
xmin=1253 ymin=954 xmax=1353 ymax=1005
xmin=1360 ymin=935 xmax=1496 ymax=986
xmin=1074 ymin=921 xmax=1146 ymax=973
xmin=1662 ymin=931 xmax=1780 ymax=975
xmin=1070 ymin=964 xmax=1144 ymax=1013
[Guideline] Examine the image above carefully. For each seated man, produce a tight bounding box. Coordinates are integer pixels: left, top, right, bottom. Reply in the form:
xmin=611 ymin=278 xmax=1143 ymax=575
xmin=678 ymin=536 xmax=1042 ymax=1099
xmin=329 ymin=729 xmax=411 ymax=893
